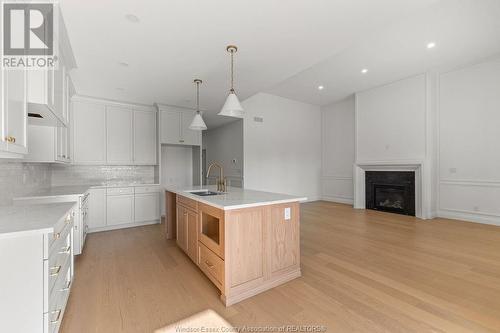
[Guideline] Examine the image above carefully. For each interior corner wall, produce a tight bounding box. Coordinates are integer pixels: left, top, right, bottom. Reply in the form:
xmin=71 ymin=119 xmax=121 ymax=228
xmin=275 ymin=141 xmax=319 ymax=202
xmin=437 ymin=58 xmax=500 ymax=225
xmin=242 ymin=93 xmax=322 ymax=201
xmin=320 ymin=96 xmax=355 ymax=204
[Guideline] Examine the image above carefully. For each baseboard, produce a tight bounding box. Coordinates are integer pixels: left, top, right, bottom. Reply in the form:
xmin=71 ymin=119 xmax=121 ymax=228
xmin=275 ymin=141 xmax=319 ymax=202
xmin=321 ymin=196 xmax=354 ymax=205
xmin=437 ymin=210 xmax=500 ymax=226
xmin=88 ymin=220 xmax=160 ymax=233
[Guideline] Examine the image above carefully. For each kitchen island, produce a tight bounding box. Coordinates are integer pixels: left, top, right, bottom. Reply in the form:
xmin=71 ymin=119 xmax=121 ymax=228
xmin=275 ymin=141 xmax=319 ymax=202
xmin=165 ymin=186 xmax=306 ymax=306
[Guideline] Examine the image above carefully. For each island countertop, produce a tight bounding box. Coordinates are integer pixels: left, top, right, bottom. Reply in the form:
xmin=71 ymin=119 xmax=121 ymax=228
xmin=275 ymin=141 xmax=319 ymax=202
xmin=165 ymin=185 xmax=307 ymax=210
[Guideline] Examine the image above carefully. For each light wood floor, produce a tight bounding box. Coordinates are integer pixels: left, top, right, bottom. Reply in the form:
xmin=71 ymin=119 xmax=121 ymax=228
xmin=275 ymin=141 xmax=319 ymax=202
xmin=60 ymin=201 xmax=500 ymax=333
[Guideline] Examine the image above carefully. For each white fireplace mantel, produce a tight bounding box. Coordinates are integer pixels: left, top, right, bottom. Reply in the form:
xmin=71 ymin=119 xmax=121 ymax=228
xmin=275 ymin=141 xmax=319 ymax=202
xmin=353 ymin=160 xmax=432 ymax=219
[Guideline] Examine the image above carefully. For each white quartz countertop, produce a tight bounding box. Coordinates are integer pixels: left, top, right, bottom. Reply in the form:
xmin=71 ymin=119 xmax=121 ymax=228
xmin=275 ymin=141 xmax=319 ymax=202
xmin=0 ymin=203 xmax=75 ymax=239
xmin=13 ymin=183 xmax=160 ymax=202
xmin=165 ymin=185 xmax=307 ymax=210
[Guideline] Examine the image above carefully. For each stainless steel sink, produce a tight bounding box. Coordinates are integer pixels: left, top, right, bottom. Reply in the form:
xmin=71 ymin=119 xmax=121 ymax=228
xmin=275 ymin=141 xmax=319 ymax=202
xmin=188 ymin=190 xmax=224 ymax=196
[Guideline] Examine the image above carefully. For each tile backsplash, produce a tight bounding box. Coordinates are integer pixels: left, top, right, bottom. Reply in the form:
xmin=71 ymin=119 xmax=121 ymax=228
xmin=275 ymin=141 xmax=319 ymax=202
xmin=0 ymin=161 xmax=52 ymax=206
xmin=51 ymin=165 xmax=155 ymax=186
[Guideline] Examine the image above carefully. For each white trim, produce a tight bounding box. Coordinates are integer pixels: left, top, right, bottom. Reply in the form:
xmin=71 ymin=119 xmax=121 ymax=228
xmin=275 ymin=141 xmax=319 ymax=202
xmin=322 ymin=175 xmax=353 ymax=180
xmin=72 ymin=95 xmax=155 ymax=112
xmin=438 ymin=210 xmax=500 ymax=227
xmin=322 ymin=196 xmax=354 ymax=205
xmin=88 ymin=220 xmax=160 ymax=233
xmin=440 ymin=179 xmax=500 ymax=187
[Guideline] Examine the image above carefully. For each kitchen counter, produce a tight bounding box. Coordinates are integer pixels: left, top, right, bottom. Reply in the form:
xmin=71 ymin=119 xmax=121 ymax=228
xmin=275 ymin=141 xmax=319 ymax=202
xmin=0 ymin=202 xmax=75 ymax=239
xmin=13 ymin=183 xmax=160 ymax=203
xmin=165 ymin=185 xmax=307 ymax=210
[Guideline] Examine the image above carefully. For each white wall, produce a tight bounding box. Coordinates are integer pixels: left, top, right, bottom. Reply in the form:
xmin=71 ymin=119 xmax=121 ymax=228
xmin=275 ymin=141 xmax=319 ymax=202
xmin=203 ymin=120 xmax=244 ymax=187
xmin=355 ymin=74 xmax=427 ymax=162
xmin=321 ymin=96 xmax=355 ymax=204
xmin=438 ymin=58 xmax=500 ymax=225
xmin=242 ymin=93 xmax=322 ymax=200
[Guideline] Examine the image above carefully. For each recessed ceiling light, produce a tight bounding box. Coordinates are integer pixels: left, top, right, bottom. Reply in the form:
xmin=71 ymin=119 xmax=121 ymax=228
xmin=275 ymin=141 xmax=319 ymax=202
xmin=317 ymin=85 xmax=324 ymax=90
xmin=361 ymin=69 xmax=368 ymax=74
xmin=118 ymin=62 xmax=129 ymax=67
xmin=125 ymin=14 xmax=139 ymax=23
xmin=427 ymin=42 xmax=436 ymax=49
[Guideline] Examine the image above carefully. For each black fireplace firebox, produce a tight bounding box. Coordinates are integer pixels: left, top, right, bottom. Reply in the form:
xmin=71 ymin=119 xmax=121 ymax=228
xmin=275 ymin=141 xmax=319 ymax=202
xmin=365 ymin=171 xmax=415 ymax=216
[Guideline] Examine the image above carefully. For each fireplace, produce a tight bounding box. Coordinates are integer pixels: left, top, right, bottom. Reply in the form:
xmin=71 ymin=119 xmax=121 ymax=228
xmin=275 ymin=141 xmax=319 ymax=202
xmin=365 ymin=171 xmax=415 ymax=216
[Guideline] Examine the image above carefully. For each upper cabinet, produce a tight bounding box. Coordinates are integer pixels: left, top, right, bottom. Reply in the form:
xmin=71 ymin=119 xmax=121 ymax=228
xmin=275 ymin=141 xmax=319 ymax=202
xmin=134 ymin=110 xmax=157 ymax=165
xmin=158 ymin=105 xmax=201 ymax=146
xmin=1 ymin=69 xmax=28 ymax=156
xmin=106 ymin=106 xmax=133 ymax=164
xmin=73 ymin=101 xmax=107 ymax=164
xmin=71 ymin=97 xmax=158 ymax=165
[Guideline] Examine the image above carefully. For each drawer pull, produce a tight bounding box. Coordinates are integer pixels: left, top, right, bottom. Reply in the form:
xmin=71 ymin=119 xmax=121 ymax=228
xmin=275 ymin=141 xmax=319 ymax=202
xmin=54 ymin=232 xmax=61 ymax=240
xmin=50 ymin=265 xmax=61 ymax=276
xmin=59 ymin=245 xmax=71 ymax=254
xmin=50 ymin=309 xmax=62 ymax=324
xmin=205 ymin=260 xmax=214 ymax=268
xmin=60 ymin=280 xmax=71 ymax=292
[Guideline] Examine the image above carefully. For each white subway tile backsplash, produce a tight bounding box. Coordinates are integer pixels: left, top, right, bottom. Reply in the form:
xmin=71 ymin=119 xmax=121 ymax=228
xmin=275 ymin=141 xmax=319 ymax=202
xmin=0 ymin=161 xmax=51 ymax=206
xmin=51 ymin=165 xmax=155 ymax=186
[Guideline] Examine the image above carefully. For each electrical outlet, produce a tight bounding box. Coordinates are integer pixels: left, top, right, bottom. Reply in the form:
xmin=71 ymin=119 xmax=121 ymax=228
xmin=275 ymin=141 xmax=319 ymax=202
xmin=284 ymin=207 xmax=291 ymax=220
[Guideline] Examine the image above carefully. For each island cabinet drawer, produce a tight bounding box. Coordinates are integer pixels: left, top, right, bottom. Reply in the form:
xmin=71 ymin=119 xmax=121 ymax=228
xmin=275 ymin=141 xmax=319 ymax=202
xmin=177 ymin=195 xmax=198 ymax=211
xmin=107 ymin=187 xmax=134 ymax=195
xmin=198 ymin=242 xmax=224 ymax=289
xmin=46 ymin=210 xmax=73 ymax=256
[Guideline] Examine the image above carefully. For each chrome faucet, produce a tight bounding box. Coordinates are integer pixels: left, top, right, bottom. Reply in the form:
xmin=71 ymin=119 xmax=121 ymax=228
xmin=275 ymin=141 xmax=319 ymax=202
xmin=206 ymin=162 xmax=227 ymax=192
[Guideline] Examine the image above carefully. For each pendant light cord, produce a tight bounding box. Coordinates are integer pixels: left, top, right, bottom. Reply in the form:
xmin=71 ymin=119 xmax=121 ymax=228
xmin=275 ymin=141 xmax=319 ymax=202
xmin=196 ymin=81 xmax=200 ymax=114
xmin=230 ymin=49 xmax=235 ymax=93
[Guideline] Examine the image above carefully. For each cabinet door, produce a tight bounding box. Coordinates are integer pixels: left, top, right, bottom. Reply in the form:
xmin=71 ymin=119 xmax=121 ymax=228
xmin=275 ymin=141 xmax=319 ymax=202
xmin=88 ymin=188 xmax=106 ymax=229
xmin=73 ymin=101 xmax=106 ymax=163
xmin=134 ymin=193 xmax=160 ymax=222
xmin=4 ymin=69 xmax=28 ymax=154
xmin=160 ymin=110 xmax=181 ymax=144
xmin=181 ymin=112 xmax=201 ymax=146
xmin=106 ymin=106 xmax=133 ymax=164
xmin=107 ymin=195 xmax=134 ymax=226
xmin=176 ymin=205 xmax=187 ymax=252
xmin=186 ymin=209 xmax=198 ymax=262
xmin=53 ymin=55 xmax=65 ymax=122
xmin=133 ymin=110 xmax=156 ymax=164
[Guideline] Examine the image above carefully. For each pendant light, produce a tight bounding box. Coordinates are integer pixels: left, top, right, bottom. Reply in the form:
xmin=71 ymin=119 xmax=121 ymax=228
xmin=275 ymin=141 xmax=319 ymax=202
xmin=189 ymin=79 xmax=208 ymax=131
xmin=218 ymin=45 xmax=244 ymax=118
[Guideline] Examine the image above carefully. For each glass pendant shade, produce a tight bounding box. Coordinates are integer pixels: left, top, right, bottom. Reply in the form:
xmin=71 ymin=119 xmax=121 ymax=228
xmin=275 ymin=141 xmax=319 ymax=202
xmin=218 ymin=92 xmax=244 ymax=118
xmin=189 ymin=112 xmax=207 ymax=130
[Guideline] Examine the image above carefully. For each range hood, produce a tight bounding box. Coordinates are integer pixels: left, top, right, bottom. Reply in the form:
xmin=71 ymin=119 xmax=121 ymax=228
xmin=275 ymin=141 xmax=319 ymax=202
xmin=27 ymin=103 xmax=65 ymax=127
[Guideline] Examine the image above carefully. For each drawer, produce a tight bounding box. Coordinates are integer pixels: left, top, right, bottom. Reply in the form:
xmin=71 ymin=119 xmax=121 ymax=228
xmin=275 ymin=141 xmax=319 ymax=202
xmin=47 ymin=209 xmax=74 ymax=252
xmin=47 ymin=255 xmax=71 ymax=313
xmin=198 ymin=242 xmax=224 ymax=289
xmin=107 ymin=187 xmax=134 ymax=195
xmin=135 ymin=185 xmax=160 ymax=194
xmin=47 ymin=227 xmax=72 ymax=295
xmin=177 ymin=195 xmax=198 ymax=211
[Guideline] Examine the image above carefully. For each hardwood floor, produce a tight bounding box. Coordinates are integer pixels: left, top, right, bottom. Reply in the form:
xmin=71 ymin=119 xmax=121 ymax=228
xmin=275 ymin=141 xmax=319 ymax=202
xmin=60 ymin=201 xmax=500 ymax=333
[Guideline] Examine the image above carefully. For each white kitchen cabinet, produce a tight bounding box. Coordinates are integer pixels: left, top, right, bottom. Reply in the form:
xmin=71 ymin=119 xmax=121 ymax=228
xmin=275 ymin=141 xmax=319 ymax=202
xmin=159 ymin=106 xmax=201 ymax=146
xmin=106 ymin=106 xmax=133 ymax=164
xmin=135 ymin=186 xmax=160 ymax=222
xmin=88 ymin=188 xmax=106 ymax=229
xmin=107 ymin=188 xmax=134 ymax=226
xmin=160 ymin=110 xmax=181 ymax=144
xmin=1 ymin=69 xmax=28 ymax=156
xmin=73 ymin=101 xmax=106 ymax=164
xmin=133 ymin=110 xmax=157 ymax=164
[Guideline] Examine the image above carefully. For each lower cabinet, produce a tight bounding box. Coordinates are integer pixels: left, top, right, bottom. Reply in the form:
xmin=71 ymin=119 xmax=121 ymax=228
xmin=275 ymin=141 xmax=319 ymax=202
xmin=88 ymin=185 xmax=160 ymax=232
xmin=0 ymin=205 xmax=75 ymax=333
xmin=176 ymin=197 xmax=199 ymax=263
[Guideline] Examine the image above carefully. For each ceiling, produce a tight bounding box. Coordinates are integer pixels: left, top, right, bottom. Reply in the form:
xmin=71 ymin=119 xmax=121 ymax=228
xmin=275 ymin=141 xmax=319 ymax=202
xmin=60 ymin=0 xmax=500 ymax=128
